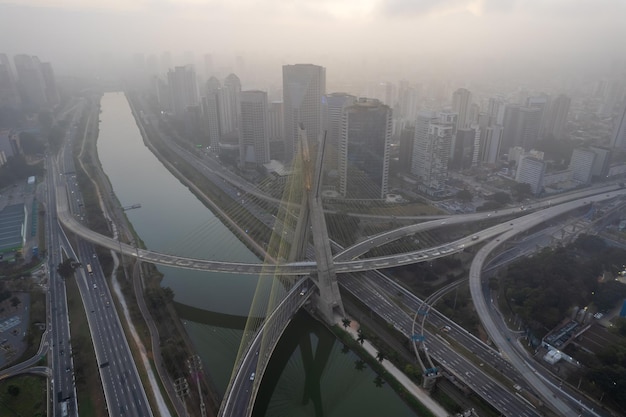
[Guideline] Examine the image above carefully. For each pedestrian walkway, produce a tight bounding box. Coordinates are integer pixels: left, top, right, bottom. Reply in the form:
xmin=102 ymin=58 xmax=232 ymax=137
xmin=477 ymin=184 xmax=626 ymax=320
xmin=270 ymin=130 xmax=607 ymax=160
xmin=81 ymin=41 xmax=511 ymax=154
xmin=339 ymin=317 xmax=449 ymax=417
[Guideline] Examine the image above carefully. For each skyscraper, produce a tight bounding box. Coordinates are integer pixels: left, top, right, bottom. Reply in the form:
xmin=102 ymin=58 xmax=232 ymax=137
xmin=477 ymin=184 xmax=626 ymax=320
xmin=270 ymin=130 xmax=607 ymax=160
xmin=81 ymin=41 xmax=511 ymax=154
xmin=527 ymin=94 xmax=551 ymax=139
xmin=481 ymin=125 xmax=503 ymax=165
xmin=267 ymin=101 xmax=284 ymax=142
xmin=452 ymin=88 xmax=472 ymax=129
xmin=13 ymin=54 xmax=47 ymax=109
xmin=487 ymin=97 xmax=506 ymax=125
xmin=219 ymin=73 xmax=241 ymax=139
xmin=167 ymin=65 xmax=199 ymax=118
xmin=568 ymin=148 xmax=595 ymax=184
xmin=611 ymin=101 xmax=626 ymax=150
xmin=411 ymin=111 xmax=453 ymax=193
xmin=282 ymin=64 xmax=326 ymax=163
xmin=501 ymin=105 xmax=541 ymax=155
xmin=411 ymin=110 xmax=438 ymax=178
xmin=542 ymin=94 xmax=570 ymax=140
xmin=202 ymin=77 xmax=221 ymax=150
xmin=239 ymin=90 xmax=270 ymax=167
xmin=451 ymin=128 xmax=476 ymax=170
xmin=40 ymin=62 xmax=59 ymax=107
xmin=339 ymin=98 xmax=391 ymax=199
xmin=325 ymin=92 xmax=356 ymax=171
xmin=0 ymin=53 xmax=20 ymax=109
xmin=515 ymin=156 xmax=545 ymax=195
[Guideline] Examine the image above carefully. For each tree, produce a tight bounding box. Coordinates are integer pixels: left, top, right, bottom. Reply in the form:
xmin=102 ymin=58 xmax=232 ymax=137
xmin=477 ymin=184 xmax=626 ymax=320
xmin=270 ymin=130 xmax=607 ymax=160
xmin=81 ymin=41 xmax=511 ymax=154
xmin=356 ymin=330 xmax=366 ymax=345
xmin=354 ymin=359 xmax=366 ymax=371
xmin=493 ymin=191 xmax=511 ymax=205
xmin=19 ymin=131 xmax=45 ymax=155
xmin=488 ymin=277 xmax=499 ymax=291
xmin=7 ymin=385 xmax=19 ymax=397
xmin=376 ymin=351 xmax=385 ymax=363
xmin=341 ymin=344 xmax=350 ymax=354
xmin=476 ymin=201 xmax=502 ymax=212
xmin=342 ymin=318 xmax=351 ymax=329
xmin=574 ymin=234 xmax=606 ymax=254
xmin=373 ymin=375 xmax=385 ymax=388
xmin=456 ymin=189 xmax=473 ymax=202
xmin=57 ymin=258 xmax=77 ymax=280
xmin=10 ymin=296 xmax=20 ymax=308
xmin=512 ymin=183 xmax=532 ymax=201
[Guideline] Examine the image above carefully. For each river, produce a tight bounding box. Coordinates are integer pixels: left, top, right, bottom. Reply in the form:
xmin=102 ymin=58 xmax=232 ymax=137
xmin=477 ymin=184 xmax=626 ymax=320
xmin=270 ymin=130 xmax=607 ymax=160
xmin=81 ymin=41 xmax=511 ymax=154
xmin=96 ymin=91 xmax=417 ymax=417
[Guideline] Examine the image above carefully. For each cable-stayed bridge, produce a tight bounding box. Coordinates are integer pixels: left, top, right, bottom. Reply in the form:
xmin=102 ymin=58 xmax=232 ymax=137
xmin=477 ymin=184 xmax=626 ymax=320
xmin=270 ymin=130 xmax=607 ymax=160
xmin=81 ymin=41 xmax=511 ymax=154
xmin=56 ymin=116 xmax=626 ymax=417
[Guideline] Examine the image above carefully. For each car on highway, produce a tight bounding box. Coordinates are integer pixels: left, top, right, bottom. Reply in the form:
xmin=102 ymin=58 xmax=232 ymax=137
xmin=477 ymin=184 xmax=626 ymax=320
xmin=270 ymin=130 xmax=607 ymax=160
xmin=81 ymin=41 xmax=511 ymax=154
xmin=299 ymin=288 xmax=308 ymax=296
xmin=249 ymin=372 xmax=255 ymax=381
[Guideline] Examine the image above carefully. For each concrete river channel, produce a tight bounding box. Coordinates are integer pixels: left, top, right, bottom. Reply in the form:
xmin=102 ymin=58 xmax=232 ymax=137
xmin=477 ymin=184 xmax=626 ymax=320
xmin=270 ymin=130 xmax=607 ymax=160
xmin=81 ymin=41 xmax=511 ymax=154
xmin=97 ymin=91 xmax=418 ymax=417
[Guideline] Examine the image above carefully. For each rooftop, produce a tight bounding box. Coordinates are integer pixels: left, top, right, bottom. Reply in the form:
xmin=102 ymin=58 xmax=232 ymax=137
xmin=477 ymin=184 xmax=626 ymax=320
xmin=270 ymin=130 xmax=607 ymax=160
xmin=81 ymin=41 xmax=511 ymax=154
xmin=0 ymin=204 xmax=25 ymax=254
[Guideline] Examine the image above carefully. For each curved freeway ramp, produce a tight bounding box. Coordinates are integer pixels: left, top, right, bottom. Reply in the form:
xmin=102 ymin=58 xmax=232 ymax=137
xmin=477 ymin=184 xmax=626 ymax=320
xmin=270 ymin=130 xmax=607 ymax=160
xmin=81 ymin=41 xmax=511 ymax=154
xmin=469 ymin=190 xmax=626 ymax=416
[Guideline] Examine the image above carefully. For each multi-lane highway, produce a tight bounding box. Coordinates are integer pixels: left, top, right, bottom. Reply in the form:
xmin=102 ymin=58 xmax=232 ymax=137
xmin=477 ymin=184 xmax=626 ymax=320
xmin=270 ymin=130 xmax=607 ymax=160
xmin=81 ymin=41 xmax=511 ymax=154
xmin=46 ymin=109 xmax=83 ymax=417
xmin=339 ymin=272 xmax=542 ymax=417
xmin=469 ymin=193 xmax=625 ymax=417
xmin=52 ymin=101 xmax=154 ymax=417
xmin=55 ymin=182 xmax=626 ymax=277
xmin=46 ymin=94 xmax=626 ymax=416
xmin=220 ymin=278 xmax=312 ymax=417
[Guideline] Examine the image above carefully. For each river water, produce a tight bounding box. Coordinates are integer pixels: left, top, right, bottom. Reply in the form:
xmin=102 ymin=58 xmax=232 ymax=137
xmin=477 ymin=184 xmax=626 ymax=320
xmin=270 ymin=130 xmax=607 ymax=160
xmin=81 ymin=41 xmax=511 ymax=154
xmin=96 ymin=92 xmax=417 ymax=417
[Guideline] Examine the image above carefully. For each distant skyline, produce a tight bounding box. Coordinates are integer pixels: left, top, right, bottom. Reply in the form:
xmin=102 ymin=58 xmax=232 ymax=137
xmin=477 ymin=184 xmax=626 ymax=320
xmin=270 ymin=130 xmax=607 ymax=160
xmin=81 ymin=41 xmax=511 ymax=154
xmin=1 ymin=0 xmax=625 ymax=82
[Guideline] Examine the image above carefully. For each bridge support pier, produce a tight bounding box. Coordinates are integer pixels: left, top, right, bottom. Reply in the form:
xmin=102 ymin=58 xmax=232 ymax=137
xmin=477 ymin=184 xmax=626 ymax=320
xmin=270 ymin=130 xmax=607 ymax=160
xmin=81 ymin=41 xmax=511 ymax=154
xmin=422 ymin=373 xmax=440 ymax=391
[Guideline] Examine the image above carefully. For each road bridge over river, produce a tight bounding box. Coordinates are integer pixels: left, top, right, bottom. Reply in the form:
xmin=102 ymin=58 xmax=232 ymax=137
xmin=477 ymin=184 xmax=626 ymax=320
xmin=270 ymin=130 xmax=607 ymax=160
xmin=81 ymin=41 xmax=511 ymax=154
xmin=55 ymin=114 xmax=626 ymax=417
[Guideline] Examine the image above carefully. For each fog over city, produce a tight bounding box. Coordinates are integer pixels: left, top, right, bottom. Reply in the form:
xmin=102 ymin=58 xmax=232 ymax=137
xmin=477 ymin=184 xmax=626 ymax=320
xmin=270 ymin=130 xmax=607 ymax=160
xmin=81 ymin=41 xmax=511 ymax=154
xmin=1 ymin=0 xmax=625 ymax=83
xmin=4 ymin=1 xmax=626 ymax=417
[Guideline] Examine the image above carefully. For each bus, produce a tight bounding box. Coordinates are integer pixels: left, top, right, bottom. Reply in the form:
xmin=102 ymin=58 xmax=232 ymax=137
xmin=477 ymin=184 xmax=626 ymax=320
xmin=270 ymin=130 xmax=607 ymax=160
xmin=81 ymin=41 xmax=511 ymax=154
xmin=86 ymin=264 xmax=92 ymax=274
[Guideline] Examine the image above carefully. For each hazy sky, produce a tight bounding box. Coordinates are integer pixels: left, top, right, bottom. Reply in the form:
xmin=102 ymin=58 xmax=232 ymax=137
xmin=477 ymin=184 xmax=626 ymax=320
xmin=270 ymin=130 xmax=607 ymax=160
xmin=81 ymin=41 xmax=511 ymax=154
xmin=1 ymin=0 xmax=625 ymax=79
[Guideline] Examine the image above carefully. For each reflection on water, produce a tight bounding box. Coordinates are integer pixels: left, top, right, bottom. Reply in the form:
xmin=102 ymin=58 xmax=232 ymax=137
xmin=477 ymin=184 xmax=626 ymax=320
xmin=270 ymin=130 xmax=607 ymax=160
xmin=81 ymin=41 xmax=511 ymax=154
xmin=98 ymin=92 xmax=417 ymax=417
xmin=255 ymin=312 xmax=417 ymax=417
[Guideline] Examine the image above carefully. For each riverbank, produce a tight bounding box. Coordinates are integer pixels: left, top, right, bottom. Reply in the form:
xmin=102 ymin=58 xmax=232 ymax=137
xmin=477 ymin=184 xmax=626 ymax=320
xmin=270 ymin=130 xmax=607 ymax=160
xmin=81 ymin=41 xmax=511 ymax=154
xmin=338 ymin=318 xmax=448 ymax=417
xmin=73 ymin=93 xmax=207 ymax=417
xmin=125 ymin=91 xmax=453 ymax=416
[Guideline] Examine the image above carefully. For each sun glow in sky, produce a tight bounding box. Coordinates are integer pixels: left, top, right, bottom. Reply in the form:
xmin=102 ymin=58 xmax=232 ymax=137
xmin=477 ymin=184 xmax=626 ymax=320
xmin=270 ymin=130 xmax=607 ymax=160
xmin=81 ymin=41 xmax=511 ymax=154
xmin=0 ymin=0 xmax=624 ymax=80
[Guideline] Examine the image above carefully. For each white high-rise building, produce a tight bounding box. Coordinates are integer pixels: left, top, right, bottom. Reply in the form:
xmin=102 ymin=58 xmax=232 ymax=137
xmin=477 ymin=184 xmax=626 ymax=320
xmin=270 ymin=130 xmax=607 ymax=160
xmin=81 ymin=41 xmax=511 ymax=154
xmin=452 ymin=88 xmax=472 ymax=129
xmin=411 ymin=110 xmax=438 ymax=178
xmin=239 ymin=90 xmax=270 ymax=166
xmin=411 ymin=111 xmax=453 ymax=192
xmin=339 ymin=98 xmax=391 ymax=199
xmin=282 ymin=64 xmax=326 ymax=163
xmin=424 ymin=123 xmax=453 ymax=190
xmin=325 ymin=92 xmax=356 ymax=171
